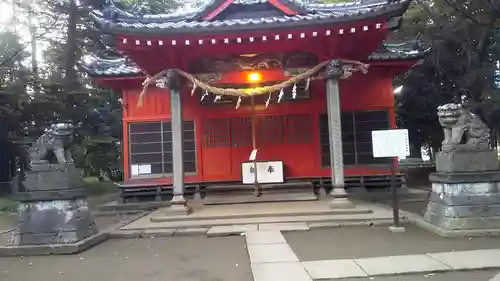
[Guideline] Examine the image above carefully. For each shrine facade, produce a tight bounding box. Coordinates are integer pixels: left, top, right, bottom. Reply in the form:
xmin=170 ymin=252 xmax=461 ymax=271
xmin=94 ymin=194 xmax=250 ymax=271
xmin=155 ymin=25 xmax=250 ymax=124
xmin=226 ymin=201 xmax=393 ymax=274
xmin=82 ymin=0 xmax=428 ymax=200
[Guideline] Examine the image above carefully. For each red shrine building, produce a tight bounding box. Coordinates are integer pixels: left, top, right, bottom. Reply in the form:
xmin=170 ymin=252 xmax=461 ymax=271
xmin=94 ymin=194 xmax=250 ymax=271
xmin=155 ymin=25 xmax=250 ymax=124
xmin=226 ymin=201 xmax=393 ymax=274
xmin=83 ymin=0 xmax=427 ymax=200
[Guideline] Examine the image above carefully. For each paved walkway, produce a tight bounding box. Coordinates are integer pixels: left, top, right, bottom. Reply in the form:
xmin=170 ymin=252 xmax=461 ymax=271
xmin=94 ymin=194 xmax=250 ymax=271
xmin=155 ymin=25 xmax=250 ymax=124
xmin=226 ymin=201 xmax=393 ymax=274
xmin=242 ymin=223 xmax=500 ymax=281
xmin=333 ymin=271 xmax=500 ymax=281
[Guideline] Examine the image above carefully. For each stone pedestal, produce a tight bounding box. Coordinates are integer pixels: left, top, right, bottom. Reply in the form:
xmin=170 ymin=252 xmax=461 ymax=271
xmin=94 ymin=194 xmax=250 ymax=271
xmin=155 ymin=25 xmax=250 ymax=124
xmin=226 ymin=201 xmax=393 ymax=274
xmin=163 ymin=195 xmax=191 ymax=216
xmin=11 ymin=161 xmax=98 ymax=245
xmin=436 ymin=150 xmax=499 ymax=173
xmin=329 ymin=187 xmax=355 ymax=209
xmin=424 ymin=167 xmax=500 ymax=232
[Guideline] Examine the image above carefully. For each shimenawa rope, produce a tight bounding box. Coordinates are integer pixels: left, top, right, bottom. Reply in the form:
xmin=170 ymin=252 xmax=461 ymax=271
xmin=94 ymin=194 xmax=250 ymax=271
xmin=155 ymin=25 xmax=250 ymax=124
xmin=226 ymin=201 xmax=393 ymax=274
xmin=137 ymin=59 xmax=368 ymax=107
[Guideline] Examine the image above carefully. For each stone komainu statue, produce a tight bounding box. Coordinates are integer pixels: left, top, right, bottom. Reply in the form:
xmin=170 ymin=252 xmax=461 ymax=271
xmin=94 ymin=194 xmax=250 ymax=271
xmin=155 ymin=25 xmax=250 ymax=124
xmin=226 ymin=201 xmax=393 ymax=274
xmin=29 ymin=123 xmax=75 ymax=164
xmin=437 ymin=103 xmax=490 ymax=152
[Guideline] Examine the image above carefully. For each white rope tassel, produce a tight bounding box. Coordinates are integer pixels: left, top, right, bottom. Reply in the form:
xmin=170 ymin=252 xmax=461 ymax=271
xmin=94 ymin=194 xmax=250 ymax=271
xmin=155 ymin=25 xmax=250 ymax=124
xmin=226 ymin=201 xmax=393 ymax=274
xmin=265 ymin=92 xmax=272 ymax=108
xmin=214 ymin=95 xmax=222 ymax=102
xmin=190 ymin=84 xmax=197 ymax=96
xmin=305 ymin=77 xmax=310 ymax=90
xmin=278 ymin=88 xmax=284 ymax=103
xmin=292 ymin=83 xmax=297 ymax=99
xmin=235 ymin=96 xmax=242 ymax=110
xmin=141 ymin=76 xmax=151 ymax=86
xmin=200 ymin=90 xmax=208 ymax=102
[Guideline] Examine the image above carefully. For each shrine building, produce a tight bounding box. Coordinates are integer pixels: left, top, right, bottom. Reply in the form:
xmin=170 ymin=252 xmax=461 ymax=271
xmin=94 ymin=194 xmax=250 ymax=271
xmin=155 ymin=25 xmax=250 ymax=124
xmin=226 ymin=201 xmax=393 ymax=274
xmin=82 ymin=0 xmax=428 ymax=202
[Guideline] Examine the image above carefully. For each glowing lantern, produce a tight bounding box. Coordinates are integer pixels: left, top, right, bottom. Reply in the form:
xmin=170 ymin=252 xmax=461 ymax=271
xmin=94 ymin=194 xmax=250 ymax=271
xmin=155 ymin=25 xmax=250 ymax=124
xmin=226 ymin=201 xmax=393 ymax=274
xmin=247 ymin=72 xmax=262 ymax=83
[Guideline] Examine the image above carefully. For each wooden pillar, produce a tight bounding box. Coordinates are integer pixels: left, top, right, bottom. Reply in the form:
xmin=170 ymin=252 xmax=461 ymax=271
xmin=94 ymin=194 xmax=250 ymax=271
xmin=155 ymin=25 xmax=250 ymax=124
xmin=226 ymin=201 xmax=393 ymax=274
xmin=325 ymin=60 xmax=354 ymax=208
xmin=166 ymin=70 xmax=191 ymax=214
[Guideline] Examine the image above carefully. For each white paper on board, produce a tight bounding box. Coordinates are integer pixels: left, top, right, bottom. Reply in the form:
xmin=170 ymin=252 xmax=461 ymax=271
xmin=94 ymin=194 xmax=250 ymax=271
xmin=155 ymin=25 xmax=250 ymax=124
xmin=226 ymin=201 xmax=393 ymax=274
xmin=242 ymin=161 xmax=284 ymax=184
xmin=131 ymin=164 xmax=139 ymax=176
xmin=249 ymin=149 xmax=258 ymax=161
xmin=138 ymin=164 xmax=152 ymax=174
xmin=371 ymin=129 xmax=410 ymax=158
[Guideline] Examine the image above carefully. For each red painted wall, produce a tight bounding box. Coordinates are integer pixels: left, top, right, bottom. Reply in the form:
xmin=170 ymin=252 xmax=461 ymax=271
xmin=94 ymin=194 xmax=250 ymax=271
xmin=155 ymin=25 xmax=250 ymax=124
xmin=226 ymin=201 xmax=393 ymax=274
xmin=121 ymin=66 xmax=396 ymax=183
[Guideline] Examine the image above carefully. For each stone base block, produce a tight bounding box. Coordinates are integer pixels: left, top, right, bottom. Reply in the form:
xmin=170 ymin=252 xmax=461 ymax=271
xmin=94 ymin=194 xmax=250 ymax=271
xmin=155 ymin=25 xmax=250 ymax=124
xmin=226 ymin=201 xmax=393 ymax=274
xmin=424 ymin=212 xmax=500 ymax=230
xmin=16 ymin=161 xmax=83 ymax=201
xmin=388 ymin=226 xmax=406 ymax=233
xmin=330 ymin=198 xmax=355 ymax=209
xmin=436 ymin=150 xmax=499 ymax=172
xmin=163 ymin=204 xmax=192 ymax=216
xmin=12 ymin=198 xmax=98 ymax=245
xmin=424 ymin=176 xmax=500 ymax=231
xmin=428 ymin=180 xmax=500 ymax=206
xmin=0 ymin=231 xmax=108 ymax=257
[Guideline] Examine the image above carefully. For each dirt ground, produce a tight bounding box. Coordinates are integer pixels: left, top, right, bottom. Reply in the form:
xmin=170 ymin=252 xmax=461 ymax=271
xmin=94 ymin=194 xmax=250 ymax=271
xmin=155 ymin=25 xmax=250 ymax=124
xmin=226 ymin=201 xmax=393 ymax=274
xmin=0 ymin=236 xmax=252 ymax=281
xmin=334 ymin=270 xmax=499 ymax=281
xmin=284 ymin=224 xmax=500 ymax=261
xmin=382 ymin=199 xmax=430 ymax=216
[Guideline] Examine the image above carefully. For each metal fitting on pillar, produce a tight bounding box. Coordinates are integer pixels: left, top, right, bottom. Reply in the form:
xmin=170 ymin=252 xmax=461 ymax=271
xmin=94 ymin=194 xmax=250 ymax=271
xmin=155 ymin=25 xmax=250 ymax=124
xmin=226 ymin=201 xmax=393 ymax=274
xmin=156 ymin=69 xmax=181 ymax=91
xmin=325 ymin=60 xmax=345 ymax=80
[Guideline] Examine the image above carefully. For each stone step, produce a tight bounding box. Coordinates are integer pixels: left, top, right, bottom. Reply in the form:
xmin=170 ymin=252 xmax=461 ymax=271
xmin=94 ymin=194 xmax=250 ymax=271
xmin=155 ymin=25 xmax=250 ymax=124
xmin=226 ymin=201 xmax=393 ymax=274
xmin=203 ymin=181 xmax=314 ymax=194
xmin=204 ymin=192 xmax=317 ymax=205
xmin=124 ymin=212 xmax=403 ymax=230
xmin=150 ymin=206 xmax=373 ymax=222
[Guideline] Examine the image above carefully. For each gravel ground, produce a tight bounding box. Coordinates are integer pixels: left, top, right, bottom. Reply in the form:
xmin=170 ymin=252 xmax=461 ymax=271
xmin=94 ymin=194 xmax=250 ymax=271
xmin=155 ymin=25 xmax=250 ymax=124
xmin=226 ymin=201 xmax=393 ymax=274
xmin=284 ymin=224 xmax=500 ymax=261
xmin=333 ymin=270 xmax=499 ymax=281
xmin=0 ymin=236 xmax=252 ymax=281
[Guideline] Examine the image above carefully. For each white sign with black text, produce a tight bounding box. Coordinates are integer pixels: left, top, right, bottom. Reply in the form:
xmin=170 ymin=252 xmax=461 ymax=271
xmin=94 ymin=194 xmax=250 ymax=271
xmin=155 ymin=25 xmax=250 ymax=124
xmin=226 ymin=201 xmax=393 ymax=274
xmin=130 ymin=164 xmax=152 ymax=176
xmin=242 ymin=161 xmax=284 ymax=184
xmin=371 ymin=129 xmax=410 ymax=158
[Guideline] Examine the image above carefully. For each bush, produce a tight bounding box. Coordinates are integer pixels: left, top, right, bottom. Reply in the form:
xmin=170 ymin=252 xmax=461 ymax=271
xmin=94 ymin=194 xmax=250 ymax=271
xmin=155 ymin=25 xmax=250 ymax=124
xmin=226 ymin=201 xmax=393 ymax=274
xmin=0 ymin=197 xmax=17 ymax=213
xmin=80 ymin=176 xmax=119 ymax=196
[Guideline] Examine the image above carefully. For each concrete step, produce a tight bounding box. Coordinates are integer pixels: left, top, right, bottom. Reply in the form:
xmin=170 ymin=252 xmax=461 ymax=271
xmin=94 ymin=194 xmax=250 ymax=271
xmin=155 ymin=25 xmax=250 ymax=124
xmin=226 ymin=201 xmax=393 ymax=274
xmin=204 ymin=192 xmax=317 ymax=205
xmin=150 ymin=206 xmax=373 ymax=222
xmin=124 ymin=212 xmax=403 ymax=230
xmin=204 ymin=181 xmax=313 ymax=193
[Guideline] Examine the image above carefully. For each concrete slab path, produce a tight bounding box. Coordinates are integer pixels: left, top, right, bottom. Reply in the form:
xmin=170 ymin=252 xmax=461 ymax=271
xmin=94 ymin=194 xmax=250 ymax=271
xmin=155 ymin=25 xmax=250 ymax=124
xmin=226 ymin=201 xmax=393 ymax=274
xmin=243 ymin=227 xmax=500 ymax=280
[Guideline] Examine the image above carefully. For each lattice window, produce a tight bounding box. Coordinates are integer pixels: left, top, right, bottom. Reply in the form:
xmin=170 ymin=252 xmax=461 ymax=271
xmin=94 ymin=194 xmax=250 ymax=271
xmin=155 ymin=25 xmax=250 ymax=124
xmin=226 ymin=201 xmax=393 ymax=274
xmin=284 ymin=114 xmax=313 ymax=145
xmin=230 ymin=117 xmax=252 ymax=147
xmin=319 ymin=113 xmax=355 ymax=167
xmin=202 ymin=118 xmax=230 ymax=148
xmin=257 ymin=115 xmax=284 ymax=146
xmin=128 ymin=120 xmax=197 ymax=177
xmin=319 ymin=110 xmax=390 ymax=167
xmin=353 ymin=111 xmax=390 ymax=165
xmin=129 ymin=122 xmax=163 ymax=175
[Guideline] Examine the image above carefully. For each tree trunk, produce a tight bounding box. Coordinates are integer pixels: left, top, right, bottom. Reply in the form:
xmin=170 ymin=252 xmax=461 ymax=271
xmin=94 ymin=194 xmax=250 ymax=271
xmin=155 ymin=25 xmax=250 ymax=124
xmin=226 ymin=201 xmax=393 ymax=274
xmin=63 ymin=0 xmax=78 ymax=102
xmin=410 ymin=136 xmax=423 ymax=159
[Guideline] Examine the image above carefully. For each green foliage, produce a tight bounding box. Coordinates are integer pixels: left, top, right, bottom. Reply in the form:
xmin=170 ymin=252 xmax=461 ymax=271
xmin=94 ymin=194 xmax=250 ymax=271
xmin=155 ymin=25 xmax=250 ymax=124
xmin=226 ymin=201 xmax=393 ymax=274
xmin=79 ymin=177 xmax=119 ymax=196
xmin=0 ymin=0 xmax=124 ymax=193
xmin=394 ymin=0 xmax=500 ymax=155
xmin=115 ymin=0 xmax=182 ymax=13
xmin=0 ymin=197 xmax=17 ymax=213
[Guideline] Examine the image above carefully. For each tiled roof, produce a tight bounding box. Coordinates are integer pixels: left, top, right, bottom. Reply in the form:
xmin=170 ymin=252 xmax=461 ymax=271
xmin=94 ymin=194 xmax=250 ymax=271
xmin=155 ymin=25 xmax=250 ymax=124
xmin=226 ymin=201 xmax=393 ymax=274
xmin=80 ymin=56 xmax=144 ymax=77
xmin=90 ymin=0 xmax=410 ymax=34
xmin=82 ymin=42 xmax=429 ymax=78
xmin=368 ymin=41 xmax=431 ymax=60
